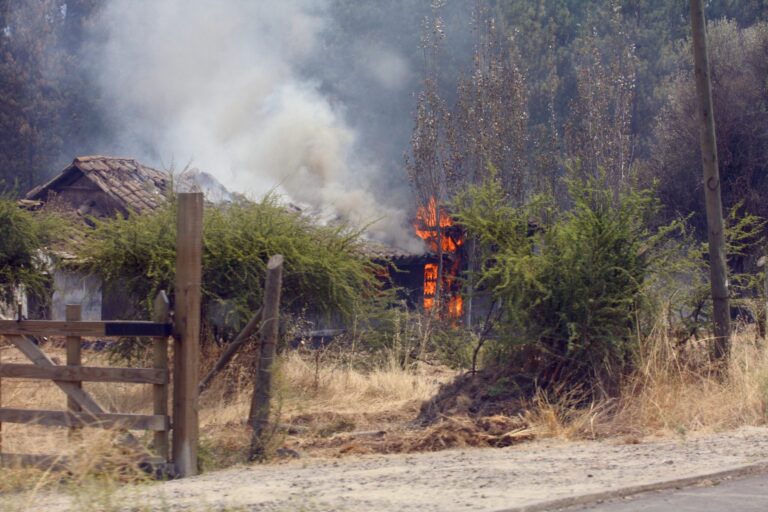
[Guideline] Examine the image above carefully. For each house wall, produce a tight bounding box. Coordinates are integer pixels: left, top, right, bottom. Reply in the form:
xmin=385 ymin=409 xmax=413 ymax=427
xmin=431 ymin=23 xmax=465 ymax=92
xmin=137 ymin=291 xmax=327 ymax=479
xmin=101 ymin=279 xmax=139 ymax=320
xmin=47 ymin=173 xmax=125 ymax=218
xmin=0 ymin=288 xmax=28 ymax=320
xmin=51 ymin=269 xmax=102 ymax=320
xmin=387 ymin=261 xmax=427 ymax=309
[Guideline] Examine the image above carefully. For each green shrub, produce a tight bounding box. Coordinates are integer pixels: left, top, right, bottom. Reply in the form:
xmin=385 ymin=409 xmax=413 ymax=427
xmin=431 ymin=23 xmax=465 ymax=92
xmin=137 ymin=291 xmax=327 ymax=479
xmin=651 ymin=201 xmax=767 ymax=343
xmin=0 ymin=194 xmax=62 ymax=308
xmin=79 ymin=193 xmax=383 ymax=344
xmin=454 ymin=172 xmax=676 ymax=396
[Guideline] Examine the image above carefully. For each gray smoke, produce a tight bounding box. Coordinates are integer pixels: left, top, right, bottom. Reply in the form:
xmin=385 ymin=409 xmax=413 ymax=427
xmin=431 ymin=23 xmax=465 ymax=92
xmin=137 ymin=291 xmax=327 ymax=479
xmin=87 ymin=0 xmax=426 ymax=252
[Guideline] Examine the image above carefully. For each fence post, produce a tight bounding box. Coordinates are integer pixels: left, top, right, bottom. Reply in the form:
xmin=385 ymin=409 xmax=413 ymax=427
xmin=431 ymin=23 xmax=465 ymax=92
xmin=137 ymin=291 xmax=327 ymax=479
xmin=0 ymin=332 xmax=3 ymax=455
xmin=249 ymin=254 xmax=284 ymax=461
xmin=152 ymin=291 xmax=170 ymax=462
xmin=173 ymin=193 xmax=203 ymax=477
xmin=65 ymin=304 xmax=82 ymax=440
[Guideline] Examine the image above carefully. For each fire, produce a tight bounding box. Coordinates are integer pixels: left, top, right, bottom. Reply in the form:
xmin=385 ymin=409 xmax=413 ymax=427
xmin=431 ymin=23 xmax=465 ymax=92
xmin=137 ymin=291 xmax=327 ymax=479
xmin=414 ymin=198 xmax=464 ymax=319
xmin=448 ymin=295 xmax=463 ymax=319
xmin=415 ymin=197 xmax=464 ymax=253
xmin=423 ymin=263 xmax=438 ymax=297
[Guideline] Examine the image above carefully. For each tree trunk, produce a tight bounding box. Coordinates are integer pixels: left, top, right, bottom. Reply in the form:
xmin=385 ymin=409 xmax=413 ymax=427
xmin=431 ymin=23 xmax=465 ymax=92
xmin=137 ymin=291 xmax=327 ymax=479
xmin=464 ymin=237 xmax=475 ymax=329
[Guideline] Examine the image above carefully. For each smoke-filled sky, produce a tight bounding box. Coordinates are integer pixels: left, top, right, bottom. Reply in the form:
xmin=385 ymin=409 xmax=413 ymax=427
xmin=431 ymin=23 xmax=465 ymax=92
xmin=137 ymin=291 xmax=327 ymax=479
xmin=83 ymin=0 xmax=460 ymax=251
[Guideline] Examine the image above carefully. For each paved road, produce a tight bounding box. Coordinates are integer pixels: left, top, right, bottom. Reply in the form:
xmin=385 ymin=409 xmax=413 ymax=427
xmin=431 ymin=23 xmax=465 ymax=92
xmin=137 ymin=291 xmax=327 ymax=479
xmin=569 ymin=475 xmax=768 ymax=511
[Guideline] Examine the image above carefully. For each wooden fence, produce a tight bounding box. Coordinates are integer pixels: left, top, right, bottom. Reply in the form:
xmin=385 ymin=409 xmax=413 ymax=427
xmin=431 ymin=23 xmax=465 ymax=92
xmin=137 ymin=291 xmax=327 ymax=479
xmin=0 ymin=192 xmax=203 ymax=478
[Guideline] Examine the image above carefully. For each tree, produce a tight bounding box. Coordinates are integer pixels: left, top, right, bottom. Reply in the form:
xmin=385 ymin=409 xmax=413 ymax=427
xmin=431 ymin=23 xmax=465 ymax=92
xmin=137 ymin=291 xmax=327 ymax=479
xmin=406 ymin=0 xmax=452 ymax=310
xmin=451 ymin=5 xmax=528 ymax=202
xmin=650 ymin=20 xmax=768 ymax=239
xmin=564 ymin=4 xmax=638 ymax=195
xmin=447 ymin=3 xmax=529 ymax=326
xmin=0 ymin=1 xmax=105 ymax=192
xmin=0 ymin=1 xmax=63 ymax=191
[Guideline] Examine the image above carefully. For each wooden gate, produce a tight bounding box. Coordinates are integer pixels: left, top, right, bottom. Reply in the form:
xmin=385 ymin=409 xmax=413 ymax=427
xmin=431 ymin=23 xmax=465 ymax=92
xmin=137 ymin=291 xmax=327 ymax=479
xmin=0 ymin=192 xmax=203 ymax=477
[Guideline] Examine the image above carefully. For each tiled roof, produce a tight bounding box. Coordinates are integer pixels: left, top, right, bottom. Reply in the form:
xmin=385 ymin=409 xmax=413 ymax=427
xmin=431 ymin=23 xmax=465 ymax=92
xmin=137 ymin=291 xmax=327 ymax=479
xmin=359 ymin=240 xmax=427 ymax=263
xmin=26 ymin=156 xmax=169 ymax=213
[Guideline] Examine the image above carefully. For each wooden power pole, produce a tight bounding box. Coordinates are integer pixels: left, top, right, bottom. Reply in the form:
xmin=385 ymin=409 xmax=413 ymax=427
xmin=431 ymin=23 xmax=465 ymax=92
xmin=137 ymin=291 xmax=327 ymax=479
xmin=690 ymin=0 xmax=731 ymax=360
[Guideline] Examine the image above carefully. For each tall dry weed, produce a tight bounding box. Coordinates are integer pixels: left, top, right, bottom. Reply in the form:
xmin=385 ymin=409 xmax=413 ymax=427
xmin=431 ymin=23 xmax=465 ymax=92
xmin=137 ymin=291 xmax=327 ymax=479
xmin=615 ymin=325 xmax=768 ymax=435
xmin=516 ymin=324 xmax=768 ymax=440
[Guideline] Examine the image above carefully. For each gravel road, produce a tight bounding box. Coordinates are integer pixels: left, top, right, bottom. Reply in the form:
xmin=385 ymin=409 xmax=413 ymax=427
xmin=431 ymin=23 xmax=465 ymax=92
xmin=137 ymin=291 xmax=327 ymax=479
xmin=8 ymin=426 xmax=768 ymax=512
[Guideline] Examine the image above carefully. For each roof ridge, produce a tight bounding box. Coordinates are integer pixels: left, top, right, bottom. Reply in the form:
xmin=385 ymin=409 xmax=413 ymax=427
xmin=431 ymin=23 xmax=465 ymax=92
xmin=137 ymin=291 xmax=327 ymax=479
xmin=74 ymin=155 xmax=138 ymax=162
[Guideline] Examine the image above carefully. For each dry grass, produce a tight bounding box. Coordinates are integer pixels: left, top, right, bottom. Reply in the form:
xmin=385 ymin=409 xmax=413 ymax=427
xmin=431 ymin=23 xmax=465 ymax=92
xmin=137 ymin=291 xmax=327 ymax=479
xmin=515 ymin=327 xmax=768 ymax=441
xmin=614 ymin=326 xmax=768 ymax=436
xmin=0 ymin=342 xmax=442 ymax=508
xmin=2 ymin=325 xmax=768 ymax=506
xmin=0 ymin=341 xmax=452 ymax=479
xmin=197 ymin=350 xmax=453 ymax=468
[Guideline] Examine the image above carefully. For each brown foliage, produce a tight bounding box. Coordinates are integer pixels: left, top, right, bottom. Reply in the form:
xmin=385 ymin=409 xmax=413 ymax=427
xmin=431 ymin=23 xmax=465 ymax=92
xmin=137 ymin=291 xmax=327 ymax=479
xmin=649 ymin=20 xmax=768 ymax=233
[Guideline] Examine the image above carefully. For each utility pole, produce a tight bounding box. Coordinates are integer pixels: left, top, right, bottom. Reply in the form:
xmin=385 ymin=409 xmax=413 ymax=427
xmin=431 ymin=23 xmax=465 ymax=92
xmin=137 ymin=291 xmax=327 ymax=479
xmin=690 ymin=0 xmax=731 ymax=360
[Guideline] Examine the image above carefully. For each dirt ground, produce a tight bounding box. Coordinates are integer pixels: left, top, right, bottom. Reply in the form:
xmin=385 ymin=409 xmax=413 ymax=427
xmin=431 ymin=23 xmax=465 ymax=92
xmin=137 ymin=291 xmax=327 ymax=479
xmin=5 ymin=426 xmax=768 ymax=511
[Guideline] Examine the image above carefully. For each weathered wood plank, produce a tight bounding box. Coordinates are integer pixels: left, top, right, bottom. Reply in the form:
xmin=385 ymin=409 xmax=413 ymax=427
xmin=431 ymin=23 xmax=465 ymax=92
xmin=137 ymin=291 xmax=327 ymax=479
xmin=0 ymin=408 xmax=169 ymax=431
xmin=0 ymin=453 xmax=166 ymax=471
xmin=152 ymin=291 xmax=170 ymax=461
xmin=0 ymin=453 xmax=68 ymax=471
xmin=6 ymin=335 xmax=104 ymax=414
xmin=0 ymin=320 xmax=172 ymax=338
xmin=3 ymin=335 xmax=159 ymax=453
xmin=0 ymin=363 xmax=168 ymax=384
xmin=66 ymin=305 xmax=82 ymax=440
xmin=173 ymin=192 xmax=203 ymax=477
xmin=249 ymin=254 xmax=284 ymax=461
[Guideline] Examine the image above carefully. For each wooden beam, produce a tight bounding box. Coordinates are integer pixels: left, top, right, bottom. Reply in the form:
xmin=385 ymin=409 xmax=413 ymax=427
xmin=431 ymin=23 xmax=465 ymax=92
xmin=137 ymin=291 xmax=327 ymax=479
xmin=0 ymin=320 xmax=172 ymax=338
xmin=249 ymin=254 xmax=284 ymax=461
xmin=1 ymin=453 xmax=68 ymax=471
xmin=66 ymin=305 xmax=82 ymax=440
xmin=3 ymin=335 xmax=158 ymax=454
xmin=0 ymin=408 xmax=169 ymax=431
xmin=173 ymin=192 xmax=203 ymax=477
xmin=0 ymin=363 xmax=168 ymax=384
xmin=198 ymin=306 xmax=262 ymax=394
xmin=152 ymin=291 xmax=170 ymax=461
xmin=0 ymin=453 xmax=166 ymax=471
xmin=6 ymin=335 xmax=104 ymax=414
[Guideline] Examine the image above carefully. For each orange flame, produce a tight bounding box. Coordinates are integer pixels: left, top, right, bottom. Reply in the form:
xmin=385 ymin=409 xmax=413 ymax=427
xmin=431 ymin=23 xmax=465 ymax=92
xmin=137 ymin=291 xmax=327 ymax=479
xmin=423 ymin=263 xmax=438 ymax=310
xmin=448 ymin=296 xmax=463 ymax=319
xmin=415 ymin=199 xmax=464 ymax=318
xmin=414 ymin=198 xmax=463 ymax=253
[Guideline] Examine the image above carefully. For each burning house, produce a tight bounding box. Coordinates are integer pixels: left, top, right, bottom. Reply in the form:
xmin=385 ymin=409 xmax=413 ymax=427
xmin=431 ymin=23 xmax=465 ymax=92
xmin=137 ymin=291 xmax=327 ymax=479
xmin=413 ymin=198 xmax=464 ymax=319
xmin=20 ymin=155 xmax=467 ymax=327
xmin=366 ymin=198 xmax=466 ymax=321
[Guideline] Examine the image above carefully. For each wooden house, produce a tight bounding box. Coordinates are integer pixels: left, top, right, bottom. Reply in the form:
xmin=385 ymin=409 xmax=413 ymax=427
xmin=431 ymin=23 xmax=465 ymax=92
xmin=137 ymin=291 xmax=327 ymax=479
xmin=25 ymin=156 xmax=171 ymax=320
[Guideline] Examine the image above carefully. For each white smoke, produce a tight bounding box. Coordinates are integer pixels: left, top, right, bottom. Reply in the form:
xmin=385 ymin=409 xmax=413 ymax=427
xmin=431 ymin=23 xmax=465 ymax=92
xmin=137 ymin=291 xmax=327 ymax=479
xmin=87 ymin=0 xmax=423 ymax=252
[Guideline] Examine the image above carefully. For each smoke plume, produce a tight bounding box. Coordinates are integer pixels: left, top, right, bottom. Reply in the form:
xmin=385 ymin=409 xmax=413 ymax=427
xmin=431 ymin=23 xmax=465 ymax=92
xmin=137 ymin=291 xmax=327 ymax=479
xmin=86 ymin=0 xmax=424 ymax=251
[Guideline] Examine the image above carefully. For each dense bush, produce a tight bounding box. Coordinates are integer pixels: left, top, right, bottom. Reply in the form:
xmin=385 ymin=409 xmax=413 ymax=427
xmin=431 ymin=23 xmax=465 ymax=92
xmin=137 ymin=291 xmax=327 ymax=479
xmin=79 ymin=194 xmax=383 ymax=340
xmin=0 ymin=195 xmax=61 ymax=309
xmin=454 ymin=172 xmax=676 ymax=396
